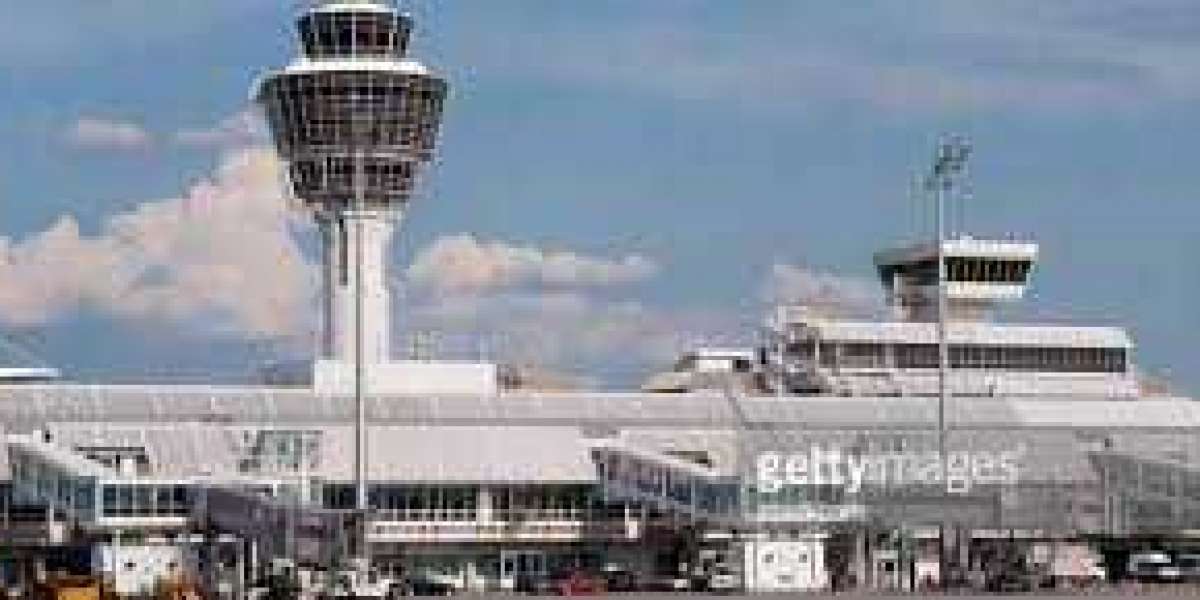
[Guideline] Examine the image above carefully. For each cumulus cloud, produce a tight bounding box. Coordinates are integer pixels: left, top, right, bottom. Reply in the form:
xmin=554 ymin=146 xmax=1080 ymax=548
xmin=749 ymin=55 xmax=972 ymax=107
xmin=0 ymin=136 xmax=704 ymax=384
xmin=762 ymin=263 xmax=882 ymax=317
xmin=395 ymin=236 xmax=747 ymax=386
xmin=174 ymin=110 xmax=269 ymax=149
xmin=401 ymin=289 xmax=737 ymax=386
xmin=406 ymin=233 xmax=659 ymax=293
xmin=0 ymin=147 xmax=317 ymax=342
xmin=65 ymin=117 xmax=152 ymax=151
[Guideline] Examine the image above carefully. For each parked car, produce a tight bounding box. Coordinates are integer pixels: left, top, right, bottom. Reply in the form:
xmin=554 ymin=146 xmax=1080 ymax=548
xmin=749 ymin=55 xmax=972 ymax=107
xmin=599 ymin=564 xmax=638 ymax=593
xmin=642 ymin=575 xmax=690 ymax=592
xmin=707 ymin=566 xmax=740 ymax=594
xmin=1178 ymin=554 xmax=1200 ymax=582
xmin=1046 ymin=546 xmax=1107 ymax=588
xmin=1128 ymin=551 xmax=1180 ymax=583
xmin=548 ymin=569 xmax=605 ymax=596
xmin=402 ymin=569 xmax=459 ymax=596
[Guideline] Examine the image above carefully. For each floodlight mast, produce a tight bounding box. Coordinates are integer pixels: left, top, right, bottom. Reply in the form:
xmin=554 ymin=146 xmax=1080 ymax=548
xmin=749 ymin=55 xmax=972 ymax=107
xmin=923 ymin=134 xmax=970 ymax=587
xmin=254 ymin=0 xmax=448 ymax=564
xmin=923 ymin=135 xmax=969 ymax=465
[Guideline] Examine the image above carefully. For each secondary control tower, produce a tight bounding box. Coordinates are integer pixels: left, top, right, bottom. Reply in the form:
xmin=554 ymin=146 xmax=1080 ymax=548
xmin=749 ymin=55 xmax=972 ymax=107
xmin=254 ymin=0 xmax=447 ymax=366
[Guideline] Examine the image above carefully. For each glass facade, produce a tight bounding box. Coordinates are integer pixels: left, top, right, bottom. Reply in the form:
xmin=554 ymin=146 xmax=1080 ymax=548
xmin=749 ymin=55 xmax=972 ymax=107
xmin=257 ymin=3 xmax=448 ymax=212
xmin=298 ymin=10 xmax=412 ymax=59
xmin=793 ymin=340 xmax=1127 ymax=373
xmin=99 ymin=484 xmax=190 ymax=519
xmin=258 ymin=71 xmax=446 ymax=209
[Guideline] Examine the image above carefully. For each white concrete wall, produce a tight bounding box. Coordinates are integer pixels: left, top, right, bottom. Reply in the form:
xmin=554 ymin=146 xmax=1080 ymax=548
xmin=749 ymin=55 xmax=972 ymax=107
xmin=314 ymin=359 xmax=498 ymax=396
xmin=93 ymin=544 xmax=197 ymax=597
xmin=742 ymin=537 xmax=828 ymax=592
xmin=320 ymin=214 xmax=394 ymax=365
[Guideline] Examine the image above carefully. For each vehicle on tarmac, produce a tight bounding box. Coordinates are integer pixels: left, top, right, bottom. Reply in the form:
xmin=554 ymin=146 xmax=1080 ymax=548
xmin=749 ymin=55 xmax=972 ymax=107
xmin=706 ymin=566 xmax=740 ymax=594
xmin=1045 ymin=546 xmax=1107 ymax=588
xmin=1177 ymin=553 xmax=1200 ymax=582
xmin=400 ymin=569 xmax=459 ymax=596
xmin=547 ymin=568 xmax=605 ymax=596
xmin=1127 ymin=551 xmax=1180 ymax=583
xmin=599 ymin=564 xmax=637 ymax=593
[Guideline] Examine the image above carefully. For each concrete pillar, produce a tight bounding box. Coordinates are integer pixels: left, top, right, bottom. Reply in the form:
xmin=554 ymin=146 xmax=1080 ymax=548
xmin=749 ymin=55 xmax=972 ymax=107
xmin=466 ymin=560 xmax=480 ymax=592
xmin=319 ymin=212 xmax=396 ymax=364
xmin=477 ymin=487 xmax=493 ymax=524
xmin=852 ymin=528 xmax=867 ymax=590
xmin=248 ymin=539 xmax=259 ymax=586
xmin=235 ymin=539 xmax=246 ymax=600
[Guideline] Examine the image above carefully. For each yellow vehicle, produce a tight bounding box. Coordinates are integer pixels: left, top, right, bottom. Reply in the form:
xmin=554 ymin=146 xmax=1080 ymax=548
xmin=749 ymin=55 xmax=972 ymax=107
xmin=33 ymin=575 xmax=111 ymax=600
xmin=154 ymin=574 xmax=204 ymax=600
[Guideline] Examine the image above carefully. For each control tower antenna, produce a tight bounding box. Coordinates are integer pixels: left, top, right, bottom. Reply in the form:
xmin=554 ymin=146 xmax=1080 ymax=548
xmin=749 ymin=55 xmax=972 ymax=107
xmin=254 ymin=0 xmax=448 ymax=563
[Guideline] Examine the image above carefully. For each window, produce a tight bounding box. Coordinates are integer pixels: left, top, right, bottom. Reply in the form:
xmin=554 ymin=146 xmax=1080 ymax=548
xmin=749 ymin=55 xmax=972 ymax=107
xmin=842 ymin=343 xmax=886 ymax=369
xmin=156 ymin=487 xmax=173 ymax=516
xmin=117 ymin=487 xmax=134 ymax=517
xmin=818 ymin=343 xmax=837 ymax=368
xmin=134 ymin=487 xmax=152 ymax=517
xmin=945 ymin=258 xmax=1032 ymax=284
xmin=102 ymin=487 xmax=118 ymax=517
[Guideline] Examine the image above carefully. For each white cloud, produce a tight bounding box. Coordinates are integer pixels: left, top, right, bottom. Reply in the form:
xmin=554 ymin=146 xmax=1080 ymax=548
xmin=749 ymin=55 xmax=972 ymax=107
xmin=762 ymin=263 xmax=882 ymax=317
xmin=174 ymin=110 xmax=269 ymax=149
xmin=406 ymin=233 xmax=659 ymax=293
xmin=0 ymin=146 xmax=317 ymax=342
xmin=0 ymin=146 xmax=709 ymax=384
xmin=402 ymin=289 xmax=737 ymax=385
xmin=400 ymin=236 xmax=706 ymax=384
xmin=65 ymin=117 xmax=152 ymax=151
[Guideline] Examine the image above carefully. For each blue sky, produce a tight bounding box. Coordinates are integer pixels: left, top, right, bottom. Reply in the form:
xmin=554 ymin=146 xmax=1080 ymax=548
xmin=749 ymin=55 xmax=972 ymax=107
xmin=0 ymin=1 xmax=1197 ymax=391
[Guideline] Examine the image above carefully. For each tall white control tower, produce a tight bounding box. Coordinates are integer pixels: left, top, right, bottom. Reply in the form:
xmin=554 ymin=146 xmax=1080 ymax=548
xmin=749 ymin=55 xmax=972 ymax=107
xmin=255 ymin=0 xmax=448 ymax=366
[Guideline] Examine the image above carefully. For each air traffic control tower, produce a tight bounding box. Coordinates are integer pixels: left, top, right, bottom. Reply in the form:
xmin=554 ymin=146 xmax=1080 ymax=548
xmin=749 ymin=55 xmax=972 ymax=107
xmin=255 ymin=1 xmax=470 ymax=393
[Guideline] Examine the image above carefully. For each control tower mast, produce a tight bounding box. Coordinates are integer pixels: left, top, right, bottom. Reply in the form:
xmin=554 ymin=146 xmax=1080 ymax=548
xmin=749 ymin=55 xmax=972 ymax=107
xmin=255 ymin=0 xmax=448 ymax=366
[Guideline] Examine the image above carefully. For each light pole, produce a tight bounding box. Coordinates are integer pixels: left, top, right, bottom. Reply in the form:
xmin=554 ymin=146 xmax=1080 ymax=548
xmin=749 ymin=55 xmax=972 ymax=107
xmin=924 ymin=134 xmax=970 ymax=590
xmin=923 ymin=135 xmax=970 ymax=467
xmin=353 ymin=147 xmax=369 ymax=566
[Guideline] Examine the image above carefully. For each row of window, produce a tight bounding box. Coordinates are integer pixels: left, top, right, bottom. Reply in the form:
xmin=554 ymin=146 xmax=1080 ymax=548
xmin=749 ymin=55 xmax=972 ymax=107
xmin=261 ymin=87 xmax=444 ymax=154
xmin=946 ymin=257 xmax=1033 ymax=284
xmin=298 ymin=12 xmax=411 ymax=59
xmin=882 ymin=257 xmax=1033 ymax=287
xmin=260 ymin=73 xmax=446 ymax=109
xmin=322 ymin=484 xmax=605 ymax=518
xmin=100 ymin=485 xmax=190 ymax=518
xmin=289 ymin=158 xmax=418 ymax=197
xmin=788 ymin=341 xmax=1128 ymax=373
xmin=11 ymin=455 xmax=96 ymax=514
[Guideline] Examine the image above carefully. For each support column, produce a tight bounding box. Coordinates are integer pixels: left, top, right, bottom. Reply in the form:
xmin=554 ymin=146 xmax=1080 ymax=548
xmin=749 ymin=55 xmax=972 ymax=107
xmin=852 ymin=528 xmax=867 ymax=591
xmin=319 ymin=212 xmax=396 ymax=364
xmin=235 ymin=539 xmax=246 ymax=600
xmin=477 ymin=487 xmax=493 ymax=524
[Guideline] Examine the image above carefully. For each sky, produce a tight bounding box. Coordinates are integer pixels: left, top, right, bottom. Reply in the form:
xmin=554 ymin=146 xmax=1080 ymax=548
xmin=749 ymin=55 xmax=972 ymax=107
xmin=0 ymin=0 xmax=1197 ymax=391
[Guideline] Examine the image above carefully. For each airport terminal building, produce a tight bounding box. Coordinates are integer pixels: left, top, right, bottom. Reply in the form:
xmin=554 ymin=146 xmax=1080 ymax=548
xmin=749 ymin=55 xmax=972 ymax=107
xmin=3 ymin=382 xmax=1200 ymax=593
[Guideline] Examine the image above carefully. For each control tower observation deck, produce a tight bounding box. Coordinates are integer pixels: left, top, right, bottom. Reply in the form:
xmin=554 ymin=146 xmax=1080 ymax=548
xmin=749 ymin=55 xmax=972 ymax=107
xmin=873 ymin=236 xmax=1039 ymax=322
xmin=254 ymin=0 xmax=447 ymax=368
